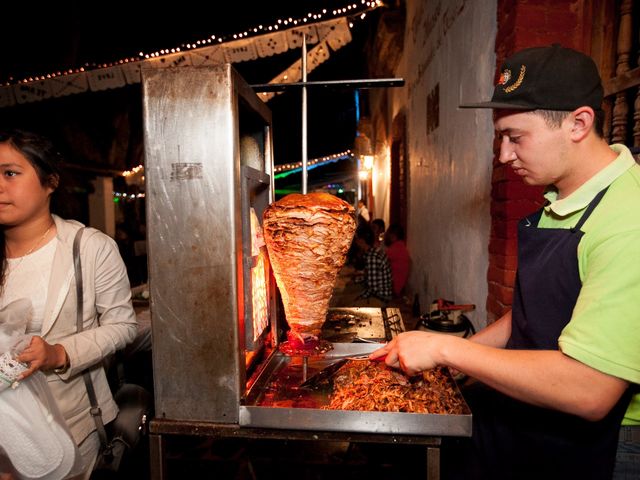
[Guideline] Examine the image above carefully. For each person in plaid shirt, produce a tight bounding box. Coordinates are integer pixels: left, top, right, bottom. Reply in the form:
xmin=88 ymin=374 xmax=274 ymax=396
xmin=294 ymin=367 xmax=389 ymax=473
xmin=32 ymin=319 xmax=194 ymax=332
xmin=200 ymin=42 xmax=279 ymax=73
xmin=354 ymin=224 xmax=393 ymax=304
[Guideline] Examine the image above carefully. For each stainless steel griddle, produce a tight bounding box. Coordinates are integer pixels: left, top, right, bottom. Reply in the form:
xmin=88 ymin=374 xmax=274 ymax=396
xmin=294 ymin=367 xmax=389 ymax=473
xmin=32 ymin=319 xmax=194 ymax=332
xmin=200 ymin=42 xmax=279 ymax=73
xmin=241 ymin=342 xmax=471 ymax=437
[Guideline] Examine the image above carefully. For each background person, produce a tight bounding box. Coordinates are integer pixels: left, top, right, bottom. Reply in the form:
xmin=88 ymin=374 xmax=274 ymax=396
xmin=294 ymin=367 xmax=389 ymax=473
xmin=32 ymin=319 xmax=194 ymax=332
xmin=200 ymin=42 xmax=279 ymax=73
xmin=383 ymin=223 xmax=410 ymax=298
xmin=371 ymin=218 xmax=385 ymax=249
xmin=0 ymin=129 xmax=138 ymax=479
xmin=350 ymin=223 xmax=392 ymax=307
xmin=372 ymin=45 xmax=640 ymax=479
xmin=356 ymin=200 xmax=370 ymax=225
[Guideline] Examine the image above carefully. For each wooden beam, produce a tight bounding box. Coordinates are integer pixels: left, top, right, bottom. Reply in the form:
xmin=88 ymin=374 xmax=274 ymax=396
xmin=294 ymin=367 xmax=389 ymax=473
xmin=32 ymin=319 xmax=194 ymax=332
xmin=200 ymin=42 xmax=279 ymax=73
xmin=604 ymin=67 xmax=640 ymax=97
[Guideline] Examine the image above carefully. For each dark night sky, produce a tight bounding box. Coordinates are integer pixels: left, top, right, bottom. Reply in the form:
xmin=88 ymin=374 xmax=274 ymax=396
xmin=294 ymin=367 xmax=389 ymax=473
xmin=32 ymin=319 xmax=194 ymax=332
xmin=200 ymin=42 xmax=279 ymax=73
xmin=0 ymin=2 xmax=378 ymax=168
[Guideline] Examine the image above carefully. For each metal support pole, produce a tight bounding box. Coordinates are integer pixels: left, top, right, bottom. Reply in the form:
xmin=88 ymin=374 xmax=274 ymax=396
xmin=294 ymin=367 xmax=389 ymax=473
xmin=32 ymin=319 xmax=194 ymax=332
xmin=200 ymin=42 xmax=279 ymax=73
xmin=301 ymin=34 xmax=308 ymax=194
xmin=150 ymin=434 xmax=167 ymax=480
xmin=426 ymin=446 xmax=441 ymax=480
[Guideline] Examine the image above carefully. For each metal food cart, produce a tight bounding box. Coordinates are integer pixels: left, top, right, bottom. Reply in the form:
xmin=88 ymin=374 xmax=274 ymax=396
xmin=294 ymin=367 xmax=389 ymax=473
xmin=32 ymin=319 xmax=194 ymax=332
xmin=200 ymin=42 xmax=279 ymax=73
xmin=142 ymin=64 xmax=471 ymax=479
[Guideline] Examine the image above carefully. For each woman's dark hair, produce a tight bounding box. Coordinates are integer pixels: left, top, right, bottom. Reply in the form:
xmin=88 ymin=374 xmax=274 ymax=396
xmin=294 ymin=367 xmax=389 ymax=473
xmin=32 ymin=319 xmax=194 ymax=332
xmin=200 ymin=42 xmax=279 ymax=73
xmin=0 ymin=129 xmax=62 ymax=188
xmin=0 ymin=129 xmax=63 ymax=288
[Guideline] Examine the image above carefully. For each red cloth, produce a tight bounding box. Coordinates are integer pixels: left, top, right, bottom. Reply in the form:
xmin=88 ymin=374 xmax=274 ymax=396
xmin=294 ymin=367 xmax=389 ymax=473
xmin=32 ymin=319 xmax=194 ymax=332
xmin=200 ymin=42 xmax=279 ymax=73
xmin=385 ymin=240 xmax=410 ymax=296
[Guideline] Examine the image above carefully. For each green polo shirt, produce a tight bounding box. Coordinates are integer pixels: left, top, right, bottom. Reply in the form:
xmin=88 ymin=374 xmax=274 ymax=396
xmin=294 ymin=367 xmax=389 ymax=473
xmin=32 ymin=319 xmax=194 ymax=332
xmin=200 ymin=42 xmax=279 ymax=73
xmin=537 ymin=144 xmax=640 ymax=425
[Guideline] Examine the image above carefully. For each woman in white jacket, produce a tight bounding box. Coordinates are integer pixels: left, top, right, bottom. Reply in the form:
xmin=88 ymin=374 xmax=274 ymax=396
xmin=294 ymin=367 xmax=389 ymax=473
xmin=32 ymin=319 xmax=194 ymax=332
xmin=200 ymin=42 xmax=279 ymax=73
xmin=0 ymin=129 xmax=138 ymax=478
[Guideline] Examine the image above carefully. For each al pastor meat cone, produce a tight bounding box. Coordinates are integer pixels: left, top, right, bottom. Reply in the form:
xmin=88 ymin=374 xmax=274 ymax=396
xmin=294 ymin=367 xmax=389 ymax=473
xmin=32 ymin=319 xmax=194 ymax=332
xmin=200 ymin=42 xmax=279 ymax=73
xmin=263 ymin=193 xmax=356 ymax=343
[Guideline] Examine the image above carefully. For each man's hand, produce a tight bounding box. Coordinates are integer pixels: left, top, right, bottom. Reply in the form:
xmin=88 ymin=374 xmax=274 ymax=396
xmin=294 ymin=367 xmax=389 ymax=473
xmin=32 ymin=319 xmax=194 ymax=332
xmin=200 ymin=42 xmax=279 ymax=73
xmin=15 ymin=336 xmax=67 ymax=379
xmin=370 ymin=331 xmax=456 ymax=376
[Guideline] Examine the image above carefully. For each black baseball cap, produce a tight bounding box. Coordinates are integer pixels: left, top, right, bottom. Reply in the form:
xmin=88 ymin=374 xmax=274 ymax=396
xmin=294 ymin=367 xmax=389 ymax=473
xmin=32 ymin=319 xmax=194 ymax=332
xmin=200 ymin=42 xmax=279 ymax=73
xmin=460 ymin=44 xmax=603 ymax=111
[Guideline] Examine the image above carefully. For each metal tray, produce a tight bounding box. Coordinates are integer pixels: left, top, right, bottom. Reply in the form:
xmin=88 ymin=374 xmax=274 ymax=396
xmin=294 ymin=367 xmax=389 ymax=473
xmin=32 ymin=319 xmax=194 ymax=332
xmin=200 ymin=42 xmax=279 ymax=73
xmin=240 ymin=343 xmax=472 ymax=437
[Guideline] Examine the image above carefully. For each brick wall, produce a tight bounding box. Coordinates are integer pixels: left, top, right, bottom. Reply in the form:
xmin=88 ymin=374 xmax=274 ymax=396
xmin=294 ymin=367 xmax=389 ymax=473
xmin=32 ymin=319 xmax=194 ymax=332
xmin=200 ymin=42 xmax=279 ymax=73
xmin=487 ymin=0 xmax=592 ymax=320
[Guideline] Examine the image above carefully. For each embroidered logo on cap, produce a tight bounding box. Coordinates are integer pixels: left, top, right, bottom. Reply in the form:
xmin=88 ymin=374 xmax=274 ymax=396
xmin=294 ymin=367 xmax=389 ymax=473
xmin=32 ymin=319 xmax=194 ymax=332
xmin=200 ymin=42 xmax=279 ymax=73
xmin=498 ymin=69 xmax=511 ymax=85
xmin=503 ymin=65 xmax=526 ymax=93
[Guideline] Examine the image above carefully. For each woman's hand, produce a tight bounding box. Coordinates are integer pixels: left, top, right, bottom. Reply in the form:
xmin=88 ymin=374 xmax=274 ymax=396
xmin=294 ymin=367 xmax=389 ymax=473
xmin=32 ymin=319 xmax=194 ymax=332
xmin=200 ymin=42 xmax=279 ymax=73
xmin=15 ymin=336 xmax=67 ymax=379
xmin=369 ymin=331 xmax=454 ymax=376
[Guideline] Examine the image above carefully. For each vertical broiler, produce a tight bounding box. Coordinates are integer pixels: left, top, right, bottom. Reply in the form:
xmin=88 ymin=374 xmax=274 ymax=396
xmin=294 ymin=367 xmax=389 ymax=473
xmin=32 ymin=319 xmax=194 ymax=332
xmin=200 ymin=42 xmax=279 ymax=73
xmin=143 ymin=64 xmax=471 ymax=437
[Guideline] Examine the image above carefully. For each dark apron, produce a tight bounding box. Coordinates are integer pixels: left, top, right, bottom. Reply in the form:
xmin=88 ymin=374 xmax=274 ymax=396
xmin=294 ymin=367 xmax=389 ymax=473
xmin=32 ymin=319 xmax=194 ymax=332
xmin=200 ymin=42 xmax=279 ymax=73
xmin=459 ymin=188 xmax=631 ymax=480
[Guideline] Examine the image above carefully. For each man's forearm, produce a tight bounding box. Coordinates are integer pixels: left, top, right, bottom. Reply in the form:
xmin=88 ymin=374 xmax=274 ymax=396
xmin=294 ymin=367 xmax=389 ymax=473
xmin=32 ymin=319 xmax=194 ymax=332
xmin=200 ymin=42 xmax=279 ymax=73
xmin=467 ymin=310 xmax=512 ymax=348
xmin=439 ymin=336 xmax=628 ymax=421
xmin=375 ymin=310 xmax=628 ymax=421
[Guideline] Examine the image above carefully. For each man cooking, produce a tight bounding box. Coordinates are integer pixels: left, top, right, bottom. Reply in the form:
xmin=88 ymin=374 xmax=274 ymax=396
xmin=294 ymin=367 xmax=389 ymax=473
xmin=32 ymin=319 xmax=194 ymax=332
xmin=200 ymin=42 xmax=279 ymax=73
xmin=371 ymin=44 xmax=640 ymax=478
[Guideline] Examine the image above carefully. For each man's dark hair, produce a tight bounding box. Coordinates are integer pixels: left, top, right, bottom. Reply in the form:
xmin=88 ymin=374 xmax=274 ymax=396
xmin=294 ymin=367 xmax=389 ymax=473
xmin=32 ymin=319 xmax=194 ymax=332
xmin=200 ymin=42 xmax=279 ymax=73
xmin=372 ymin=218 xmax=385 ymax=232
xmin=355 ymin=224 xmax=375 ymax=247
xmin=532 ymin=109 xmax=605 ymax=138
xmin=386 ymin=223 xmax=405 ymax=241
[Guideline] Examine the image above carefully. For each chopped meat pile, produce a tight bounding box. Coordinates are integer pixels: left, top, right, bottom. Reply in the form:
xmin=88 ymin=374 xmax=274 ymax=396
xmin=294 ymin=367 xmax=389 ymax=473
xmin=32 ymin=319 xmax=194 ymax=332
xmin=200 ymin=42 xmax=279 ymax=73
xmin=324 ymin=360 xmax=466 ymax=414
xmin=263 ymin=193 xmax=356 ymax=339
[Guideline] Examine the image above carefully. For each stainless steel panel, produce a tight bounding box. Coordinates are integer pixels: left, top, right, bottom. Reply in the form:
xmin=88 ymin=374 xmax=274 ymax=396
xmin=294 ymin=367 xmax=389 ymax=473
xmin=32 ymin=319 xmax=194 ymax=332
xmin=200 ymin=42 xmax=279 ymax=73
xmin=240 ymin=404 xmax=472 ymax=437
xmin=240 ymin=343 xmax=472 ymax=436
xmin=143 ymin=65 xmax=273 ymax=423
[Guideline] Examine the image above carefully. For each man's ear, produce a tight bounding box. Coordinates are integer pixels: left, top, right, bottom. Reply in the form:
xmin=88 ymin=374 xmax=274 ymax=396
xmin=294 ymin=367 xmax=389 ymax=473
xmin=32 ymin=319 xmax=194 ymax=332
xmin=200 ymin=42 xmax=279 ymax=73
xmin=569 ymin=107 xmax=595 ymax=142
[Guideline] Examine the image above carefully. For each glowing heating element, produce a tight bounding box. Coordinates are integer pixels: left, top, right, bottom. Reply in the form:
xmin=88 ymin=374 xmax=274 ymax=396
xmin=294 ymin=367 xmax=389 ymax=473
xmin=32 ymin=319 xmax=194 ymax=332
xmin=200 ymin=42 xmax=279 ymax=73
xmin=252 ymin=249 xmax=269 ymax=341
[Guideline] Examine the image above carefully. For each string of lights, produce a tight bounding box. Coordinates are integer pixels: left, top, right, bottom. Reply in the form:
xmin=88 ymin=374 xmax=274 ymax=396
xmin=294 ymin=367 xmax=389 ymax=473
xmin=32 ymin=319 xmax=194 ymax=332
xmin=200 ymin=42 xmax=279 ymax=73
xmin=113 ymin=192 xmax=145 ymax=202
xmin=274 ymin=151 xmax=353 ymax=179
xmin=3 ymin=1 xmax=382 ymax=87
xmin=122 ymin=165 xmax=144 ymax=177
